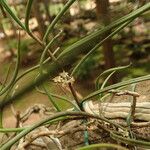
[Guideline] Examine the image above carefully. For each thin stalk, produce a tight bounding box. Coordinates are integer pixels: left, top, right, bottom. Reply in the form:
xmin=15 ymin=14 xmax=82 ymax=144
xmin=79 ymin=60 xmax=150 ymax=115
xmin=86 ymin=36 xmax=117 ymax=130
xmin=95 ymin=63 xmax=132 ymax=90
xmin=71 ymin=20 xmax=133 ymax=76
xmin=82 ymin=74 xmax=150 ymax=103
xmin=78 ymin=143 xmax=128 ymax=150
xmin=43 ymin=0 xmax=77 ymax=41
xmin=68 ymin=83 xmax=83 ymax=110
xmin=39 ymin=32 xmax=61 ymax=75
xmin=100 ymin=71 xmax=116 ymax=90
xmin=0 ymin=63 xmax=12 ymax=92
xmin=43 ymin=85 xmax=61 ymax=112
xmin=0 ymin=32 xmax=21 ymax=96
xmin=1 ymin=0 xmax=26 ymax=30
xmin=36 ymin=87 xmax=80 ymax=110
xmin=111 ymin=132 xmax=150 ymax=148
xmin=0 ymin=116 xmax=82 ymax=133
xmin=25 ymin=0 xmax=43 ymax=45
xmin=25 ymin=0 xmax=34 ymax=31
xmin=0 ymin=111 xmax=125 ymax=149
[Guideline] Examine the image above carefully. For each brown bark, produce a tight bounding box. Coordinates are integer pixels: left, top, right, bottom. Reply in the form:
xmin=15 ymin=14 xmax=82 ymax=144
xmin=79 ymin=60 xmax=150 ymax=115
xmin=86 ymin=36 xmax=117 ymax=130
xmin=96 ymin=0 xmax=116 ymax=83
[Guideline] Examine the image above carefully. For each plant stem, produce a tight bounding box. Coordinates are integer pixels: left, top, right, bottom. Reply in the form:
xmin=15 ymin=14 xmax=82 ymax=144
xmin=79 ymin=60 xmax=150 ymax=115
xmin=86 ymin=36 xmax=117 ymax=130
xmin=0 ymin=111 xmax=125 ymax=149
xmin=68 ymin=83 xmax=83 ymax=111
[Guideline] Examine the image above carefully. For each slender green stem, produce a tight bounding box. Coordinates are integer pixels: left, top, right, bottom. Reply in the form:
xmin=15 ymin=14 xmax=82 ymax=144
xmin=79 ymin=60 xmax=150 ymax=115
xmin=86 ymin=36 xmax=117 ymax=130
xmin=1 ymin=0 xmax=26 ymax=30
xmin=39 ymin=32 xmax=61 ymax=75
xmin=0 ymin=116 xmax=81 ymax=133
xmin=43 ymin=0 xmax=77 ymax=41
xmin=59 ymin=3 xmax=150 ymax=58
xmin=0 ymin=111 xmax=125 ymax=149
xmin=82 ymin=74 xmax=150 ymax=103
xmin=36 ymin=87 xmax=80 ymax=110
xmin=100 ymin=71 xmax=116 ymax=90
xmin=0 ymin=127 xmax=26 ymax=133
xmin=25 ymin=0 xmax=43 ymax=45
xmin=25 ymin=0 xmax=34 ymax=32
xmin=43 ymin=85 xmax=61 ymax=112
xmin=0 ymin=33 xmax=21 ymax=96
xmin=78 ymin=143 xmax=128 ymax=150
xmin=71 ymin=20 xmax=133 ymax=76
xmin=95 ymin=63 xmax=132 ymax=90
xmin=111 ymin=132 xmax=150 ymax=148
xmin=0 ymin=63 xmax=12 ymax=92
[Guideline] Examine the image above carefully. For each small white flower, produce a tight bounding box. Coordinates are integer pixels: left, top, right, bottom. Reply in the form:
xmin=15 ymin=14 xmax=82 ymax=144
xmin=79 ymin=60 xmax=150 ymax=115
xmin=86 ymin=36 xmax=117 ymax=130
xmin=53 ymin=71 xmax=75 ymax=86
xmin=53 ymin=76 xmax=63 ymax=83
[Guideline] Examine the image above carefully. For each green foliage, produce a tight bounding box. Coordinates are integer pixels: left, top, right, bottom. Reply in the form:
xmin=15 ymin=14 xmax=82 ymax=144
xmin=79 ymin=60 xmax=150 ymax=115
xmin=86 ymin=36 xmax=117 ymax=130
xmin=77 ymin=143 xmax=128 ymax=150
xmin=74 ymin=50 xmax=101 ymax=80
xmin=0 ymin=1 xmax=150 ymax=149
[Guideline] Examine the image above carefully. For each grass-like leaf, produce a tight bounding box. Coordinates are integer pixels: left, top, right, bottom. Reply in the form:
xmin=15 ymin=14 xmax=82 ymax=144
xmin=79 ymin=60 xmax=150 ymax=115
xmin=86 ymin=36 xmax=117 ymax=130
xmin=71 ymin=21 xmax=133 ymax=76
xmin=100 ymin=71 xmax=116 ymax=90
xmin=43 ymin=0 xmax=77 ymax=41
xmin=82 ymin=74 xmax=150 ymax=103
xmin=0 ymin=111 xmax=124 ymax=149
xmin=59 ymin=3 xmax=150 ymax=58
xmin=36 ymin=87 xmax=80 ymax=110
xmin=43 ymin=85 xmax=61 ymax=112
xmin=24 ymin=0 xmax=43 ymax=44
xmin=111 ymin=132 xmax=150 ymax=148
xmin=40 ymin=31 xmax=62 ymax=74
xmin=0 ymin=3 xmax=150 ymax=108
xmin=77 ymin=143 xmax=128 ymax=150
xmin=1 ymin=0 xmax=26 ymax=30
xmin=25 ymin=0 xmax=34 ymax=32
xmin=95 ymin=63 xmax=132 ymax=90
xmin=0 ymin=32 xmax=21 ymax=96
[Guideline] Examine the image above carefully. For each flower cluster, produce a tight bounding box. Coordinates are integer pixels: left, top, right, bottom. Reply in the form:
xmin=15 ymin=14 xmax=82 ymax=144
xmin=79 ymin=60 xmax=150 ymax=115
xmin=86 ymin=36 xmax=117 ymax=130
xmin=53 ymin=71 xmax=75 ymax=86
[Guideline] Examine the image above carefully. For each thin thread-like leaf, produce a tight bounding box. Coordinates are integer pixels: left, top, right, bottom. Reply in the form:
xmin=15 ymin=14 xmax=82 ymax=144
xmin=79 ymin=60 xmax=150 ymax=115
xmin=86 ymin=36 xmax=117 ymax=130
xmin=100 ymin=71 xmax=116 ymax=91
xmin=95 ymin=63 xmax=132 ymax=90
xmin=36 ymin=87 xmax=79 ymax=110
xmin=25 ymin=0 xmax=42 ymax=45
xmin=59 ymin=3 xmax=150 ymax=58
xmin=43 ymin=85 xmax=61 ymax=112
xmin=82 ymin=74 xmax=150 ymax=103
xmin=0 ymin=111 xmax=125 ymax=149
xmin=71 ymin=21 xmax=132 ymax=76
xmin=0 ymin=63 xmax=12 ymax=92
xmin=77 ymin=143 xmax=128 ymax=150
xmin=0 ymin=116 xmax=79 ymax=133
xmin=0 ymin=33 xmax=21 ymax=96
xmin=111 ymin=132 xmax=150 ymax=148
xmin=0 ymin=3 xmax=150 ymax=108
xmin=25 ymin=0 xmax=34 ymax=32
xmin=43 ymin=0 xmax=76 ymax=41
xmin=40 ymin=32 xmax=61 ymax=74
xmin=1 ymin=0 xmax=26 ymax=30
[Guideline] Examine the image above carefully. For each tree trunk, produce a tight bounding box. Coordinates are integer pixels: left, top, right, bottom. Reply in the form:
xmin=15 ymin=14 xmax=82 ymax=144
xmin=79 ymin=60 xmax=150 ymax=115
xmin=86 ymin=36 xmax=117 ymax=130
xmin=96 ymin=0 xmax=116 ymax=83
